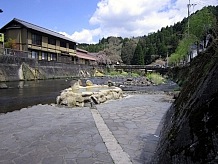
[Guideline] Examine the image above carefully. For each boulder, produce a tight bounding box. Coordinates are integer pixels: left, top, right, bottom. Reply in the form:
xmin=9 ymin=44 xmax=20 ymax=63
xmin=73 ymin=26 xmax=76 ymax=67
xmin=105 ymin=91 xmax=114 ymax=100
xmin=81 ymin=92 xmax=93 ymax=97
xmin=57 ymin=84 xmax=123 ymax=107
xmin=94 ymin=70 xmax=104 ymax=77
xmin=71 ymin=80 xmax=82 ymax=90
xmin=86 ymin=80 xmax=94 ymax=86
xmin=91 ymin=96 xmax=99 ymax=104
xmin=127 ymin=78 xmax=133 ymax=81
xmin=108 ymin=80 xmax=115 ymax=87
xmin=0 ymin=83 xmax=8 ymax=89
xmin=66 ymin=96 xmax=77 ymax=107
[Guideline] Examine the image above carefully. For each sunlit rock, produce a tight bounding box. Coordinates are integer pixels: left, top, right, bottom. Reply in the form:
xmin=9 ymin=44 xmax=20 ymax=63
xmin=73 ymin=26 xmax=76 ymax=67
xmin=94 ymin=70 xmax=104 ymax=77
xmin=86 ymin=80 xmax=94 ymax=86
xmin=57 ymin=80 xmax=123 ymax=107
xmin=0 ymin=83 xmax=8 ymax=89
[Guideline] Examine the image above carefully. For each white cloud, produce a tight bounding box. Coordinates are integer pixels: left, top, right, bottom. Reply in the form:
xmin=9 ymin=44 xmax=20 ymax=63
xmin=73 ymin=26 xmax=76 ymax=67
xmin=59 ymin=28 xmax=101 ymax=44
xmin=61 ymin=0 xmax=218 ymax=43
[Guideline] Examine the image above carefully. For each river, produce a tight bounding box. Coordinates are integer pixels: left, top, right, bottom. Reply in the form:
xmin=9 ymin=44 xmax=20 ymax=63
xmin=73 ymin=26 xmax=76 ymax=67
xmin=0 ymin=79 xmax=72 ymax=113
xmin=0 ymin=77 xmax=118 ymax=113
xmin=0 ymin=77 xmax=178 ymax=113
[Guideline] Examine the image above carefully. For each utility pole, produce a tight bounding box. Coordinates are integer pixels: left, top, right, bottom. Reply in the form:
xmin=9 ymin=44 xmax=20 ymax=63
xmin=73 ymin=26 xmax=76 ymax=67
xmin=187 ymin=0 xmax=197 ymax=36
xmin=166 ymin=51 xmax=168 ymax=67
xmin=187 ymin=0 xmax=196 ymax=63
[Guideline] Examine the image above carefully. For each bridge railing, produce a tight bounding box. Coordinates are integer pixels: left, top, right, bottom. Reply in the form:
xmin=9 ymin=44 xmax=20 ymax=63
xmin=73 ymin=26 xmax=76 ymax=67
xmin=114 ymin=65 xmax=165 ymax=69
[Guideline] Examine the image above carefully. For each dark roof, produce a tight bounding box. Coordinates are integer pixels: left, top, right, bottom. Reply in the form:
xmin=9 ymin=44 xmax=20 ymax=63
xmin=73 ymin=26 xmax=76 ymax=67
xmin=2 ymin=18 xmax=76 ymax=43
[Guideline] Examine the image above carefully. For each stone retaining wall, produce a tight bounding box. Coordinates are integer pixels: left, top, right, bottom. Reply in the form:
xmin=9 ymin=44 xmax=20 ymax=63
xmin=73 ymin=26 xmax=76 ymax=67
xmin=0 ymin=55 xmax=105 ymax=82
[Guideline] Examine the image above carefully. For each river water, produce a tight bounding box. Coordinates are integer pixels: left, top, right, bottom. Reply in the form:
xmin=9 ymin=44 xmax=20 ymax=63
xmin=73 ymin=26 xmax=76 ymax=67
xmin=0 ymin=79 xmax=72 ymax=113
xmin=0 ymin=77 xmax=178 ymax=113
xmin=0 ymin=77 xmax=117 ymax=113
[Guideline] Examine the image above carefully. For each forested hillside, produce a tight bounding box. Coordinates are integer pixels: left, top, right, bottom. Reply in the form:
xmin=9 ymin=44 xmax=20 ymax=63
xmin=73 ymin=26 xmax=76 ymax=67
xmin=78 ymin=6 xmax=218 ymax=65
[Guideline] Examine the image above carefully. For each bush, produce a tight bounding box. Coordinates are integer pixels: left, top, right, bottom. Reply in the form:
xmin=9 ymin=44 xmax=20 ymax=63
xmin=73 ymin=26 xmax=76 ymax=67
xmin=108 ymin=71 xmax=120 ymax=76
xmin=146 ymin=72 xmax=165 ymax=85
xmin=120 ymin=71 xmax=128 ymax=76
xmin=131 ymin=72 xmax=140 ymax=77
xmin=107 ymin=70 xmax=140 ymax=77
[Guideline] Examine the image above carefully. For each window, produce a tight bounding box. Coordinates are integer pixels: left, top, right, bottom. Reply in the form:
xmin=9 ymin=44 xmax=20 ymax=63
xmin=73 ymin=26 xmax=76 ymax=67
xmin=42 ymin=52 xmax=48 ymax=60
xmin=32 ymin=33 xmax=42 ymax=45
xmin=75 ymin=57 xmax=78 ymax=64
xmin=60 ymin=41 xmax=66 ymax=48
xmin=48 ymin=37 xmax=56 ymax=45
xmin=31 ymin=51 xmax=38 ymax=59
xmin=50 ymin=53 xmax=57 ymax=61
xmin=69 ymin=43 xmax=76 ymax=50
xmin=85 ymin=60 xmax=89 ymax=65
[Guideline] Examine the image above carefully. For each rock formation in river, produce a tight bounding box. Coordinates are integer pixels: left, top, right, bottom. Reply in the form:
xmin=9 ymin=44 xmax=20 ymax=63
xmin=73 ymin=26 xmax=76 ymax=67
xmin=56 ymin=80 xmax=123 ymax=107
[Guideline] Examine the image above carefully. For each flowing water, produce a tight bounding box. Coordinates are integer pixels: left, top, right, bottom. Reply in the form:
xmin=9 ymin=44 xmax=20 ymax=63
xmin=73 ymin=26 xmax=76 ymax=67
xmin=0 ymin=79 xmax=72 ymax=113
xmin=0 ymin=77 xmax=115 ymax=113
xmin=0 ymin=77 xmax=178 ymax=113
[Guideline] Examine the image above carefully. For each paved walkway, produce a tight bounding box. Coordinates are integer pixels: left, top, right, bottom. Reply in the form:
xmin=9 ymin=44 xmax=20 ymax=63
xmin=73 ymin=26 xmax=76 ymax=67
xmin=0 ymin=93 xmax=172 ymax=164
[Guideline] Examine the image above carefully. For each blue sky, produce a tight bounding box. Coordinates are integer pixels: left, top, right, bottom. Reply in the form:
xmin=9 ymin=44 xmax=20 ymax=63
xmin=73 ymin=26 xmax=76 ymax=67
xmin=0 ymin=0 xmax=217 ymax=43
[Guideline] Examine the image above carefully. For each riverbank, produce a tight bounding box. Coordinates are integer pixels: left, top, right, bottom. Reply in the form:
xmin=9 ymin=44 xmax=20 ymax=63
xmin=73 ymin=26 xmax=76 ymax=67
xmin=0 ymin=93 xmax=172 ymax=164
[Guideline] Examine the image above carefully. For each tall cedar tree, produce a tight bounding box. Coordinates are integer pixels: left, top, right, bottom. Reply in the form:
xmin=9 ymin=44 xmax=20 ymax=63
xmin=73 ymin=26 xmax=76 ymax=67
xmin=131 ymin=43 xmax=144 ymax=65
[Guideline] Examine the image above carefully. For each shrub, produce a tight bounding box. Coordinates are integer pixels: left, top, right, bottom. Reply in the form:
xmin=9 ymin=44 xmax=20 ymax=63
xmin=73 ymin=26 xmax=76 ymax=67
xmin=106 ymin=70 xmax=141 ymax=77
xmin=131 ymin=72 xmax=140 ymax=77
xmin=146 ymin=72 xmax=165 ymax=85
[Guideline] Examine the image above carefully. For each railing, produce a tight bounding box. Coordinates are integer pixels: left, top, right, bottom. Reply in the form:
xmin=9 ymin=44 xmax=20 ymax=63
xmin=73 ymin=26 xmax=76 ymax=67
xmin=114 ymin=65 xmax=166 ymax=69
xmin=114 ymin=65 xmax=170 ymax=74
xmin=0 ymin=48 xmax=31 ymax=58
xmin=0 ymin=48 xmax=97 ymax=66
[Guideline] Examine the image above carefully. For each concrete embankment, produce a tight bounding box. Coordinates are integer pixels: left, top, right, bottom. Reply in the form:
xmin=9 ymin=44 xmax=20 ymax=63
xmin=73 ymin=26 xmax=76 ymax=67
xmin=0 ymin=55 xmax=104 ymax=82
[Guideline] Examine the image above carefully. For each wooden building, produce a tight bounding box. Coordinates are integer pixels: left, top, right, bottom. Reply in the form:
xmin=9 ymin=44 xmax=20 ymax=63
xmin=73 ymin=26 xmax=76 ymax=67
xmin=0 ymin=18 xmax=96 ymax=65
xmin=76 ymin=48 xmax=97 ymax=65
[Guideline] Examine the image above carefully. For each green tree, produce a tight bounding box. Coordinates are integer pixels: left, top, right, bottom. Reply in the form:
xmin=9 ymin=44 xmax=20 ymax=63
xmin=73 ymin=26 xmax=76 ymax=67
xmin=121 ymin=38 xmax=136 ymax=64
xmin=144 ymin=48 xmax=152 ymax=64
xmin=4 ymin=38 xmax=16 ymax=49
xmin=157 ymin=43 xmax=168 ymax=58
xmin=188 ymin=7 xmax=216 ymax=40
xmin=169 ymin=35 xmax=197 ymax=65
xmin=131 ymin=43 xmax=144 ymax=65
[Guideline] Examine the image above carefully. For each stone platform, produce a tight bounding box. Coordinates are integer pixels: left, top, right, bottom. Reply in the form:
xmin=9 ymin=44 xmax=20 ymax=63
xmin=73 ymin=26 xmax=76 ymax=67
xmin=0 ymin=93 xmax=172 ymax=164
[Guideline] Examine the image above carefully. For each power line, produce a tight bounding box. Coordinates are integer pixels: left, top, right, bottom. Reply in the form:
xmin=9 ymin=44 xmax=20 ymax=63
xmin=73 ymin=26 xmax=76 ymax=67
xmin=194 ymin=0 xmax=217 ymax=7
xmin=187 ymin=0 xmax=197 ymax=36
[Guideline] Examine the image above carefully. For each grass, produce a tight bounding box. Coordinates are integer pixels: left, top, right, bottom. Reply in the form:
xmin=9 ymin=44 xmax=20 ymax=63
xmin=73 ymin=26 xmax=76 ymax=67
xmin=106 ymin=70 xmax=140 ymax=77
xmin=146 ymin=72 xmax=165 ymax=85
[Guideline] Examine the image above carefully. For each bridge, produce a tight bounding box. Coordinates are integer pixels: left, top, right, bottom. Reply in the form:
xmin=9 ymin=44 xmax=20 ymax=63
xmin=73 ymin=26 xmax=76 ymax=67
xmin=113 ymin=65 xmax=169 ymax=74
